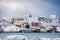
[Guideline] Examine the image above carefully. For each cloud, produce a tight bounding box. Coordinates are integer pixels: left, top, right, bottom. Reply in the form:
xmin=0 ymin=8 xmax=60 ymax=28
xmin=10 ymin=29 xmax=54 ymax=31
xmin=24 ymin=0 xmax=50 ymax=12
xmin=0 ymin=0 xmax=59 ymax=18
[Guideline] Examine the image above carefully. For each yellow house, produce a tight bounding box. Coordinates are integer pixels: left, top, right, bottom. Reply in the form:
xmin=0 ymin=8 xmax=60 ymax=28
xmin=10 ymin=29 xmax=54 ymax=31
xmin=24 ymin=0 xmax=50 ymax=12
xmin=12 ymin=18 xmax=24 ymax=22
xmin=12 ymin=18 xmax=20 ymax=22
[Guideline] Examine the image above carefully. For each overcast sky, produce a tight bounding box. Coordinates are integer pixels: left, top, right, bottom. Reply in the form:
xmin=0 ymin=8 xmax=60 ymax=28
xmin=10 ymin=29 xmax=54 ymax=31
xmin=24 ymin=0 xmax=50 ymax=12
xmin=0 ymin=0 xmax=60 ymax=18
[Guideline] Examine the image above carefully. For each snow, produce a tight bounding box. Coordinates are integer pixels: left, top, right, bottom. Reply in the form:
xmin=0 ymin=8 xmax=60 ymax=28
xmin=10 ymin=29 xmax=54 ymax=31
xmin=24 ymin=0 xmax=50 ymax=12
xmin=4 ymin=35 xmax=28 ymax=40
xmin=3 ymin=25 xmax=20 ymax=32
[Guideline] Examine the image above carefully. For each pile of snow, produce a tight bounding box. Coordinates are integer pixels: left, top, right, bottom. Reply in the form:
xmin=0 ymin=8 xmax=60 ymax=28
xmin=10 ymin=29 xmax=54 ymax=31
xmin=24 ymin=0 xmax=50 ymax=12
xmin=2 ymin=24 xmax=20 ymax=32
xmin=4 ymin=35 xmax=28 ymax=40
